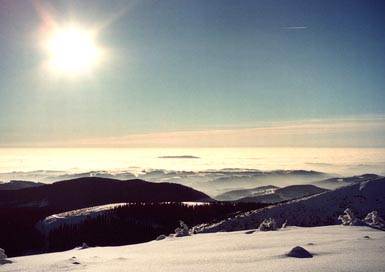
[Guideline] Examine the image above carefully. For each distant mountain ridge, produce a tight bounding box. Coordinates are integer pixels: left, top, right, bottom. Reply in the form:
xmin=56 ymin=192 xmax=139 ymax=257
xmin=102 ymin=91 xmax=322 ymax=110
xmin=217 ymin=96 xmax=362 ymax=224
xmin=236 ymin=184 xmax=328 ymax=203
xmin=205 ymin=170 xmax=329 ymax=195
xmin=0 ymin=177 xmax=211 ymax=211
xmin=215 ymin=184 xmax=327 ymax=203
xmin=215 ymin=185 xmax=278 ymax=201
xmin=314 ymin=174 xmax=380 ymax=189
xmin=0 ymin=180 xmax=44 ymax=190
xmin=0 ymin=169 xmax=331 ymax=196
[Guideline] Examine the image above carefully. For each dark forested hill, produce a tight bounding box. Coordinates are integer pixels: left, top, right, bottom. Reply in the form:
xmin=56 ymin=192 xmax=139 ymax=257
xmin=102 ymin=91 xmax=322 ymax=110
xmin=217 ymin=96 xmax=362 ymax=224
xmin=0 ymin=180 xmax=44 ymax=190
xmin=0 ymin=177 xmax=211 ymax=211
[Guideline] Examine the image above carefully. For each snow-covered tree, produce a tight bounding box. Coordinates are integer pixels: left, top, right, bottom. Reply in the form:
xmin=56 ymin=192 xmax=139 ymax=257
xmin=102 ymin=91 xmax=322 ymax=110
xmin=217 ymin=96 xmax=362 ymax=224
xmin=338 ymin=208 xmax=361 ymax=226
xmin=0 ymin=248 xmax=6 ymax=261
xmin=81 ymin=243 xmax=88 ymax=249
xmin=339 ymin=209 xmax=385 ymax=229
xmin=363 ymin=211 xmax=385 ymax=228
xmin=0 ymin=248 xmax=11 ymax=265
xmin=259 ymin=218 xmax=277 ymax=231
xmin=156 ymin=234 xmax=167 ymax=241
xmin=175 ymin=220 xmax=190 ymax=237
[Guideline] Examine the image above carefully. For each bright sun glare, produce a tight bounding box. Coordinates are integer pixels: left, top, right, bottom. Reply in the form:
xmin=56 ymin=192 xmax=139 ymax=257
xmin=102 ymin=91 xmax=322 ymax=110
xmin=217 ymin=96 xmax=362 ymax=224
xmin=44 ymin=26 xmax=102 ymax=76
xmin=48 ymin=27 xmax=99 ymax=73
xmin=35 ymin=1 xmax=111 ymax=79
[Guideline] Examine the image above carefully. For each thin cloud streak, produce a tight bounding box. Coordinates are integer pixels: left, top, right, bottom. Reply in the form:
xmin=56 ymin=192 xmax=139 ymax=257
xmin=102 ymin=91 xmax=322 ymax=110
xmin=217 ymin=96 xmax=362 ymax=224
xmin=33 ymin=116 xmax=385 ymax=148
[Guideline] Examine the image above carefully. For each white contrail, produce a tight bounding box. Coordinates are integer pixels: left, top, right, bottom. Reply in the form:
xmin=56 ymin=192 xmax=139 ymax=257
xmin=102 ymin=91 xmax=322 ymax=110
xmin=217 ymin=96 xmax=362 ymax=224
xmin=282 ymin=26 xmax=308 ymax=30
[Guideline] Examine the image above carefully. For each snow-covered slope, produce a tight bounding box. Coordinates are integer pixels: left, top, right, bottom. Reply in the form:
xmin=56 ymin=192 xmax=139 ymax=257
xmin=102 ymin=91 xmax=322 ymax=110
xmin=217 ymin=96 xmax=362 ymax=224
xmin=38 ymin=203 xmax=128 ymax=233
xmin=1 ymin=226 xmax=384 ymax=272
xmin=196 ymin=178 xmax=385 ymax=233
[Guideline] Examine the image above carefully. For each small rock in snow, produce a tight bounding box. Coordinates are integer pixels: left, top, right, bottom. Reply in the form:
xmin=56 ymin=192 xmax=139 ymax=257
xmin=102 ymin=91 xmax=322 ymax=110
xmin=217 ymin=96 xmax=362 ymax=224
xmin=287 ymin=246 xmax=313 ymax=258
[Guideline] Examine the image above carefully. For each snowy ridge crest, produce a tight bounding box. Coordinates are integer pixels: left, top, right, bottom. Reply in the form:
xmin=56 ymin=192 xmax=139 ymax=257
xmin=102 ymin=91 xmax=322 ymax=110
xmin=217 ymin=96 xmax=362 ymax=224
xmin=40 ymin=203 xmax=128 ymax=233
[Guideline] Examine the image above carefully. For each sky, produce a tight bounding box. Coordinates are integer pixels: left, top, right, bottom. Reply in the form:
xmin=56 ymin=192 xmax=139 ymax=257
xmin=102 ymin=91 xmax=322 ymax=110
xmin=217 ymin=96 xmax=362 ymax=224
xmin=0 ymin=0 xmax=384 ymax=147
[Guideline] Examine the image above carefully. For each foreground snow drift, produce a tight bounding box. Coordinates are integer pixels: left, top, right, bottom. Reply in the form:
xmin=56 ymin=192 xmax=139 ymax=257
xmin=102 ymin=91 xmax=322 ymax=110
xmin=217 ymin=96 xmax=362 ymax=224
xmin=2 ymin=226 xmax=384 ymax=272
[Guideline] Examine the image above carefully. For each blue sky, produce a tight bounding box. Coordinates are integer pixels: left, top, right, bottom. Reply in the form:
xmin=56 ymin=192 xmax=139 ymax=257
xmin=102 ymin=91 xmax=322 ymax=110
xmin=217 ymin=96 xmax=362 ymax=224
xmin=0 ymin=0 xmax=384 ymax=147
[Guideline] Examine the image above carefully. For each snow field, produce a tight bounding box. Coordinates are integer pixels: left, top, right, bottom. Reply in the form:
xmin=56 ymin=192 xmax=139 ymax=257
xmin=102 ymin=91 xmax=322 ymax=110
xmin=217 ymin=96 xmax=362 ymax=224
xmin=2 ymin=225 xmax=384 ymax=272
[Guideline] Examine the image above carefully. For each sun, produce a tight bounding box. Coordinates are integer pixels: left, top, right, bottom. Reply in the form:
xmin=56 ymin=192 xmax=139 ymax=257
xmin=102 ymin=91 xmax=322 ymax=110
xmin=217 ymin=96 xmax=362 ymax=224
xmin=34 ymin=1 xmax=111 ymax=79
xmin=42 ymin=25 xmax=102 ymax=76
xmin=47 ymin=26 xmax=100 ymax=74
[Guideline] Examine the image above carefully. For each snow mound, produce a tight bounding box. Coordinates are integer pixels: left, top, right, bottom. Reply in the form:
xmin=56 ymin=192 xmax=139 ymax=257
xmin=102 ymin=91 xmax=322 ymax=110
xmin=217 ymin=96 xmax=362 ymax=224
xmin=287 ymin=246 xmax=313 ymax=258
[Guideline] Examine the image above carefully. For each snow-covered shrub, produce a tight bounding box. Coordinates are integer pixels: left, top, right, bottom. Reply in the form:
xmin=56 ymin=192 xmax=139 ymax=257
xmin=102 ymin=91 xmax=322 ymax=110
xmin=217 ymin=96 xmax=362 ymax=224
xmin=0 ymin=248 xmax=11 ymax=265
xmin=174 ymin=220 xmax=190 ymax=237
xmin=338 ymin=208 xmax=361 ymax=226
xmin=363 ymin=211 xmax=385 ymax=228
xmin=0 ymin=248 xmax=6 ymax=261
xmin=156 ymin=234 xmax=167 ymax=241
xmin=258 ymin=218 xmax=277 ymax=231
xmin=338 ymin=209 xmax=385 ymax=229
xmin=81 ymin=243 xmax=88 ymax=249
xmin=281 ymin=219 xmax=288 ymax=229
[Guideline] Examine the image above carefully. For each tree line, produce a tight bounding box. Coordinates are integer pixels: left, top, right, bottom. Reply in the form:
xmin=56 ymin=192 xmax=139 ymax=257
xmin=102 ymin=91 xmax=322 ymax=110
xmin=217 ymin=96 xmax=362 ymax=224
xmin=1 ymin=202 xmax=269 ymax=256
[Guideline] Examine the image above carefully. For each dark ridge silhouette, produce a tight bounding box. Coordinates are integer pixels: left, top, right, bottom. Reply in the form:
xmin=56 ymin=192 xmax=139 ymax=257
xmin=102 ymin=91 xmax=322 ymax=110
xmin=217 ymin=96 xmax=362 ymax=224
xmin=0 ymin=180 xmax=44 ymax=190
xmin=0 ymin=177 xmax=211 ymax=211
